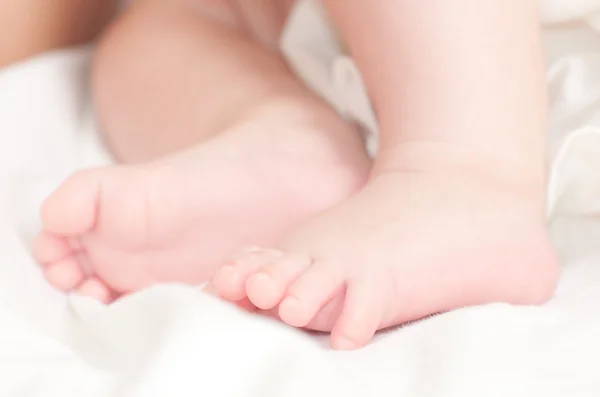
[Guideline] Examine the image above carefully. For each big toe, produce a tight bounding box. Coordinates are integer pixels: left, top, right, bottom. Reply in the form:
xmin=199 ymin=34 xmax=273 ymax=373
xmin=41 ymin=169 xmax=105 ymax=236
xmin=33 ymin=232 xmax=72 ymax=265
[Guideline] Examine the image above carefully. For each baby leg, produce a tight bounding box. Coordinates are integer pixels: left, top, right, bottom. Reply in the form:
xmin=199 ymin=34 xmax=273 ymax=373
xmin=212 ymin=0 xmax=560 ymax=349
xmin=0 ymin=0 xmax=116 ymax=68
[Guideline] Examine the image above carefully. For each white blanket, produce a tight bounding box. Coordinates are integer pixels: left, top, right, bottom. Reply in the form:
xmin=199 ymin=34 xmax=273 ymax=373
xmin=3 ymin=6 xmax=600 ymax=397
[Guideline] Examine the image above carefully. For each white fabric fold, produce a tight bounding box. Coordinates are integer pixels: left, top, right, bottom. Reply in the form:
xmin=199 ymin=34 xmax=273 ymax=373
xmin=2 ymin=1 xmax=600 ymax=394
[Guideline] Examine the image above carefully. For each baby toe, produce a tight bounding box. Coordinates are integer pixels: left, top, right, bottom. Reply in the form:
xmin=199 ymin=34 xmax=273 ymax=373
xmin=76 ymin=277 xmax=114 ymax=304
xmin=33 ymin=232 xmax=72 ymax=265
xmin=245 ymin=253 xmax=312 ymax=310
xmin=44 ymin=257 xmax=85 ymax=291
xmin=330 ymin=278 xmax=385 ymax=350
xmin=41 ymin=169 xmax=104 ymax=236
xmin=278 ymin=260 xmax=344 ymax=328
xmin=212 ymin=247 xmax=283 ymax=301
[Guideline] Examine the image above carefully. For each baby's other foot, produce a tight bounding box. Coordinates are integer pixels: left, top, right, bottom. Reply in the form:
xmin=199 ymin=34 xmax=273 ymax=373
xmin=34 ymin=99 xmax=370 ymax=301
xmin=213 ymin=146 xmax=559 ymax=349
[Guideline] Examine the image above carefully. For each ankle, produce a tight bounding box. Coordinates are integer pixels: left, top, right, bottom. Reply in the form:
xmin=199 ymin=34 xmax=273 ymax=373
xmin=373 ymin=140 xmax=547 ymax=203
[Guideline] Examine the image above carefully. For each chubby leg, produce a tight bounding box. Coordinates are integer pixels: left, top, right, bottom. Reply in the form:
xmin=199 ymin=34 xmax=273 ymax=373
xmin=0 ymin=0 xmax=116 ymax=68
xmin=212 ymin=0 xmax=560 ymax=349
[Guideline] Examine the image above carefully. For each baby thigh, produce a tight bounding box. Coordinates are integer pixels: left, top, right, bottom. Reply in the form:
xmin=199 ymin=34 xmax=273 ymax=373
xmin=0 ymin=0 xmax=116 ymax=68
xmin=92 ymin=0 xmax=297 ymax=162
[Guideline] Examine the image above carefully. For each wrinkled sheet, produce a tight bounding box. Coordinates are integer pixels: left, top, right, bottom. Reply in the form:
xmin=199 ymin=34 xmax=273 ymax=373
xmin=2 ymin=7 xmax=600 ymax=396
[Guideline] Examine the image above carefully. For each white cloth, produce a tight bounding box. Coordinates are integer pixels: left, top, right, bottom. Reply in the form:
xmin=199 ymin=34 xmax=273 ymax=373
xmin=281 ymin=0 xmax=379 ymax=157
xmin=3 ymin=1 xmax=600 ymax=395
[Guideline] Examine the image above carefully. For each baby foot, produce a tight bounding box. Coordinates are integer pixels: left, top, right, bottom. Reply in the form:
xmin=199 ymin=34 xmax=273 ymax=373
xmin=212 ymin=149 xmax=560 ymax=349
xmin=33 ymin=100 xmax=370 ymax=302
